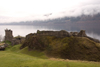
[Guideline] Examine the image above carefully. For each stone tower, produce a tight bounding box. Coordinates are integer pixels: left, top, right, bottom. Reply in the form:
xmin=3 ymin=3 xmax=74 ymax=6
xmin=5 ymin=29 xmax=13 ymax=41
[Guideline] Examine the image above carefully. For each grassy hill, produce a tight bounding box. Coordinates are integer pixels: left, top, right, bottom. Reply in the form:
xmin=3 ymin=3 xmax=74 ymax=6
xmin=0 ymin=44 xmax=100 ymax=67
xmin=21 ymin=36 xmax=100 ymax=61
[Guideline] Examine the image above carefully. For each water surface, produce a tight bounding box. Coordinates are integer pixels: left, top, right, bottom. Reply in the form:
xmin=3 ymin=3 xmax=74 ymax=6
xmin=0 ymin=25 xmax=100 ymax=40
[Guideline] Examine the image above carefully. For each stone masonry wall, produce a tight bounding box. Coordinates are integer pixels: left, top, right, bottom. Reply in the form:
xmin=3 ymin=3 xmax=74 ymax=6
xmin=37 ymin=30 xmax=70 ymax=37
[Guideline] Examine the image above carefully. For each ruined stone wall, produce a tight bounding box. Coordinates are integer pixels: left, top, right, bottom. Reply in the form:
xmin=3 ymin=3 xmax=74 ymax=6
xmin=4 ymin=29 xmax=26 ymax=45
xmin=70 ymin=32 xmax=78 ymax=36
xmin=37 ymin=30 xmax=88 ymax=37
xmin=37 ymin=30 xmax=70 ymax=37
xmin=11 ymin=37 xmax=25 ymax=45
xmin=78 ymin=30 xmax=87 ymax=37
xmin=25 ymin=30 xmax=100 ymax=43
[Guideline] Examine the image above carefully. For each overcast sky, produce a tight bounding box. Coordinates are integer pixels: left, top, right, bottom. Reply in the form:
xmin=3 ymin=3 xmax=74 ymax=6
xmin=0 ymin=0 xmax=100 ymax=23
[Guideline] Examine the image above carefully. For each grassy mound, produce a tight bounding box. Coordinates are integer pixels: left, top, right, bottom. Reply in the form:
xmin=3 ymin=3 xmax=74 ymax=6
xmin=21 ymin=35 xmax=100 ymax=61
xmin=6 ymin=44 xmax=48 ymax=59
xmin=0 ymin=44 xmax=100 ymax=67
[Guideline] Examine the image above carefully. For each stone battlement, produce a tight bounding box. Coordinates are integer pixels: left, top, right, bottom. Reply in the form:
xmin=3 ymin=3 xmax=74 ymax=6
xmin=36 ymin=30 xmax=87 ymax=37
xmin=37 ymin=30 xmax=70 ymax=37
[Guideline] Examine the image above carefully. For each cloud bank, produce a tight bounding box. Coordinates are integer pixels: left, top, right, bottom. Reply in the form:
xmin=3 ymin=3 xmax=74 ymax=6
xmin=0 ymin=0 xmax=100 ymax=23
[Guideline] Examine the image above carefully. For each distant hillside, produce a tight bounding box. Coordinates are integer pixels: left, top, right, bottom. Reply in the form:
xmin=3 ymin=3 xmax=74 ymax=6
xmin=1 ymin=13 xmax=100 ymax=26
xmin=1 ymin=13 xmax=100 ymax=34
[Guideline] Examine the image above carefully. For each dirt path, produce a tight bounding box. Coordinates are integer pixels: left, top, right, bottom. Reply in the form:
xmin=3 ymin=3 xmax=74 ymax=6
xmin=49 ymin=57 xmax=100 ymax=64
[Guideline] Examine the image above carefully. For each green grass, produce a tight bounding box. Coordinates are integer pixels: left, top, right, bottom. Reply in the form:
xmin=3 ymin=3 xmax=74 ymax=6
xmin=0 ymin=44 xmax=100 ymax=67
xmin=6 ymin=44 xmax=48 ymax=59
xmin=19 ymin=47 xmax=48 ymax=59
xmin=2 ymin=40 xmax=11 ymax=44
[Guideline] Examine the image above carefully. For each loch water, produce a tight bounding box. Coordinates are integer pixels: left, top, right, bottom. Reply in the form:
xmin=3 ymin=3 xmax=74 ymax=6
xmin=0 ymin=25 xmax=100 ymax=40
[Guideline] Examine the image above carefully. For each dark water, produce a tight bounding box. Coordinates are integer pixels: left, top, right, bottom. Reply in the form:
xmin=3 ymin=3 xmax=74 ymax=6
xmin=0 ymin=25 xmax=100 ymax=40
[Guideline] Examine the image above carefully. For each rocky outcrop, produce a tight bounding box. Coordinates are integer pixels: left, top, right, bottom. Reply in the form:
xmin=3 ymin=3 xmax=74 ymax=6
xmin=0 ymin=43 xmax=9 ymax=50
xmin=0 ymin=43 xmax=5 ymax=50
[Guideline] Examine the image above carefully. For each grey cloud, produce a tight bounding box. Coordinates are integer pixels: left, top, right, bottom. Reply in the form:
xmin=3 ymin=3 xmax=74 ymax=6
xmin=0 ymin=0 xmax=100 ymax=23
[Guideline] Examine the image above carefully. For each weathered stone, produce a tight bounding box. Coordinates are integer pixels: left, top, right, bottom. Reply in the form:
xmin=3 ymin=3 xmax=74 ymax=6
xmin=78 ymin=30 xmax=87 ymax=37
xmin=4 ymin=29 xmax=25 ymax=45
xmin=37 ymin=30 xmax=70 ymax=37
xmin=70 ymin=32 xmax=78 ymax=36
xmin=5 ymin=29 xmax=13 ymax=41
xmin=0 ymin=43 xmax=5 ymax=50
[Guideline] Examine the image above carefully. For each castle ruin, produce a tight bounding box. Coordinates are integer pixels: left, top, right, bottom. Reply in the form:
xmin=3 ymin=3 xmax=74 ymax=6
xmin=5 ymin=29 xmax=13 ymax=41
xmin=4 ymin=29 xmax=100 ymax=45
xmin=5 ymin=29 xmax=25 ymax=45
